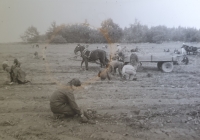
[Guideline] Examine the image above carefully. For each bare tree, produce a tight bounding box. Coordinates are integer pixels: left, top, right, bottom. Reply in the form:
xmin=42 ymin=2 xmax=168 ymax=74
xmin=20 ymin=26 xmax=39 ymax=43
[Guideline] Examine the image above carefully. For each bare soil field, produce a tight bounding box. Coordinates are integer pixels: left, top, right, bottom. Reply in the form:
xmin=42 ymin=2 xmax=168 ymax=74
xmin=0 ymin=42 xmax=200 ymax=140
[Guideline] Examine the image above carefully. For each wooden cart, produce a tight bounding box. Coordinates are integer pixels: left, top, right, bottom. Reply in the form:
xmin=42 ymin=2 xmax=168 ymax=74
xmin=123 ymin=52 xmax=185 ymax=73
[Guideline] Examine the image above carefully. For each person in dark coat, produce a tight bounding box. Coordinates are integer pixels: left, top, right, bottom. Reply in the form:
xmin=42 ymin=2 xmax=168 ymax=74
xmin=50 ymin=78 xmax=88 ymax=122
xmin=12 ymin=59 xmax=30 ymax=84
xmin=2 ymin=61 xmax=29 ymax=84
xmin=98 ymin=68 xmax=111 ymax=81
xmin=13 ymin=58 xmax=21 ymax=67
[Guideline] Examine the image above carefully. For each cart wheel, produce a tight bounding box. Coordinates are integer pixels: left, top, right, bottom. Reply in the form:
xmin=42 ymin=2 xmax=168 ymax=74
xmin=157 ymin=62 xmax=163 ymax=70
xmin=161 ymin=62 xmax=173 ymax=72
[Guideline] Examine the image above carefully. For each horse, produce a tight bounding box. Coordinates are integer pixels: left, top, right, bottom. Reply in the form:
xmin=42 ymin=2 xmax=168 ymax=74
xmin=74 ymin=44 xmax=109 ymax=70
xmin=182 ymin=45 xmax=197 ymax=55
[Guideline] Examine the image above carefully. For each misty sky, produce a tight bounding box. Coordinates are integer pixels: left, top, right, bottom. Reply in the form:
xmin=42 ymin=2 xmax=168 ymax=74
xmin=1 ymin=0 xmax=200 ymax=43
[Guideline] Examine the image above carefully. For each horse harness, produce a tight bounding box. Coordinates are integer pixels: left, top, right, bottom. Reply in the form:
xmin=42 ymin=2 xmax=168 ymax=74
xmin=82 ymin=49 xmax=96 ymax=59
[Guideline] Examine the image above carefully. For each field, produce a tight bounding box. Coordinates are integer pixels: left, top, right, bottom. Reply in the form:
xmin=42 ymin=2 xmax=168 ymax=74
xmin=0 ymin=42 xmax=200 ymax=140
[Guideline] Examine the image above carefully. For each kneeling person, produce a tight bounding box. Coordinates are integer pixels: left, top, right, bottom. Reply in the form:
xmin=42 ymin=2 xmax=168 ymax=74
xmin=122 ymin=63 xmax=137 ymax=81
xmin=98 ymin=68 xmax=111 ymax=81
xmin=2 ymin=61 xmax=29 ymax=84
xmin=2 ymin=62 xmax=14 ymax=83
xmin=50 ymin=78 xmax=88 ymax=122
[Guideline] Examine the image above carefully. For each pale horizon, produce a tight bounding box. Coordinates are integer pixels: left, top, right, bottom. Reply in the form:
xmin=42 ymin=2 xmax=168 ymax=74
xmin=1 ymin=0 xmax=200 ymax=43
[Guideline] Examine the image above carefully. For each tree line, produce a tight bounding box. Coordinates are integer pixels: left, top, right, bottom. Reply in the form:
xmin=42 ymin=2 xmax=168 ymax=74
xmin=20 ymin=18 xmax=200 ymax=44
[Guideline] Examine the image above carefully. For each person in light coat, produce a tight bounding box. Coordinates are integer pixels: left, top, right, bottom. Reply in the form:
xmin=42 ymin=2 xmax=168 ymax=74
xmin=181 ymin=47 xmax=187 ymax=55
xmin=122 ymin=63 xmax=137 ymax=81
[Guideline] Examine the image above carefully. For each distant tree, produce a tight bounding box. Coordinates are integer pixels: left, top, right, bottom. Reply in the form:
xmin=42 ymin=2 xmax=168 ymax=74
xmin=192 ymin=31 xmax=200 ymax=42
xmin=123 ymin=19 xmax=148 ymax=43
xmin=50 ymin=35 xmax=67 ymax=44
xmin=38 ymin=34 xmax=47 ymax=42
xmin=148 ymin=26 xmax=168 ymax=43
xmin=46 ymin=21 xmax=66 ymax=43
xmin=100 ymin=18 xmax=123 ymax=43
xmin=20 ymin=26 xmax=39 ymax=43
xmin=46 ymin=21 xmax=57 ymax=39
xmin=60 ymin=24 xmax=96 ymax=43
xmin=41 ymin=19 xmax=200 ymax=44
xmin=183 ymin=27 xmax=198 ymax=42
xmin=89 ymin=29 xmax=106 ymax=43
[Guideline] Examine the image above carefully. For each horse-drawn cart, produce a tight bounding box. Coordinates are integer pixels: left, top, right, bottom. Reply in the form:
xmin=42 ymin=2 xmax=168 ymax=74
xmin=122 ymin=52 xmax=188 ymax=73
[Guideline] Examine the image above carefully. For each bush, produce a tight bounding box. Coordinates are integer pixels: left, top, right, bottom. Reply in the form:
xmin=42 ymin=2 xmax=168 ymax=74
xmin=50 ymin=35 xmax=67 ymax=44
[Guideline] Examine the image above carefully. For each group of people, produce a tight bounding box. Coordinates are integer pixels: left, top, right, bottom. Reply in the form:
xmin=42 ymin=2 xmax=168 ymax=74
xmin=33 ymin=46 xmax=47 ymax=60
xmin=2 ymin=59 xmax=29 ymax=84
xmin=50 ymin=44 xmax=139 ymax=123
xmin=2 ymin=59 xmax=90 ymax=123
xmin=98 ymin=60 xmax=137 ymax=81
xmin=1 ymin=44 xmax=138 ymax=124
xmin=98 ymin=44 xmax=138 ymax=81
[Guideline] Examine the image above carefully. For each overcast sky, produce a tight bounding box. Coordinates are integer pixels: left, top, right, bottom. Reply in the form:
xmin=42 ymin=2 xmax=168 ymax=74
xmin=1 ymin=0 xmax=200 ymax=43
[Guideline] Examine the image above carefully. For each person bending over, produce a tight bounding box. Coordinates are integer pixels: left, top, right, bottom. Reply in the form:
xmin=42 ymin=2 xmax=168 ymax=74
xmin=122 ymin=63 xmax=137 ymax=81
xmin=98 ymin=68 xmax=111 ymax=81
xmin=107 ymin=60 xmax=123 ymax=77
xmin=50 ymin=78 xmax=88 ymax=122
xmin=2 ymin=61 xmax=29 ymax=84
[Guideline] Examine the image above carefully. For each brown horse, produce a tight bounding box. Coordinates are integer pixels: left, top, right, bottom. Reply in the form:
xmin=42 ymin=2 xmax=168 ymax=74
xmin=182 ymin=45 xmax=197 ymax=55
xmin=74 ymin=44 xmax=109 ymax=70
